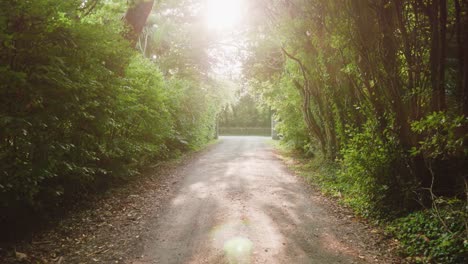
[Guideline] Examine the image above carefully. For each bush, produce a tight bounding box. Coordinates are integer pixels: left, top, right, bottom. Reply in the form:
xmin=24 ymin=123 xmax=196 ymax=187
xmin=388 ymin=201 xmax=467 ymax=264
xmin=338 ymin=119 xmax=411 ymax=217
xmin=0 ymin=1 xmax=133 ymax=212
xmin=0 ymin=0 xmax=219 ymax=232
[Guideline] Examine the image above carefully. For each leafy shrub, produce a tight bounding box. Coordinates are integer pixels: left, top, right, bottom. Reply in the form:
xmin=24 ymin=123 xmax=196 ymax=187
xmin=388 ymin=201 xmax=467 ymax=264
xmin=0 ymin=1 xmax=132 ymax=211
xmin=338 ymin=119 xmax=410 ymax=218
xmin=165 ymin=78 xmax=217 ymax=149
xmin=410 ymin=112 xmax=467 ymax=160
xmin=219 ymin=93 xmax=271 ymax=128
xmin=0 ymin=0 xmax=220 ymax=232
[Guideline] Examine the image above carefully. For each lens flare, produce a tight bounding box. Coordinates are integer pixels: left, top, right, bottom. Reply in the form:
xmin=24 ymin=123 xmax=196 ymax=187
xmin=223 ymin=237 xmax=253 ymax=264
xmin=211 ymin=219 xmax=254 ymax=263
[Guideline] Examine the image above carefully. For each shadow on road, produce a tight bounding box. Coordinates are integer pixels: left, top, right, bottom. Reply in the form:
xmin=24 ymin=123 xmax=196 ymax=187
xmin=139 ymin=136 xmax=370 ymax=264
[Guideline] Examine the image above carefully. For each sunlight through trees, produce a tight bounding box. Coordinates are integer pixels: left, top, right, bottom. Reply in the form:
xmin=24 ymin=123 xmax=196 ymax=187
xmin=1 ymin=0 xmax=467 ymax=262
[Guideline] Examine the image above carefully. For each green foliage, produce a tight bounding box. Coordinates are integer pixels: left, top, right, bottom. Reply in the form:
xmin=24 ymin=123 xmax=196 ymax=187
xmin=0 ymin=0 xmax=221 ymax=227
xmin=410 ymin=112 xmax=467 ymax=160
xmin=219 ymin=127 xmax=271 ymax=136
xmin=165 ymin=78 xmax=218 ymax=149
xmin=249 ymin=74 xmax=310 ymax=150
xmin=338 ymin=120 xmax=405 ymax=217
xmin=1 ymin=0 xmax=129 ymax=210
xmin=219 ymin=93 xmax=271 ymax=129
xmin=388 ymin=201 xmax=467 ymax=264
xmin=244 ymin=0 xmax=468 ymax=262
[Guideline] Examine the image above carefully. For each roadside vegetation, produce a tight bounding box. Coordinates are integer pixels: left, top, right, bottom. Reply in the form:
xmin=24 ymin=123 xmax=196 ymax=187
xmin=1 ymin=0 xmax=467 ymax=263
xmin=0 ymin=0 xmax=231 ymax=239
xmin=219 ymin=93 xmax=271 ymax=136
xmin=244 ymin=1 xmax=468 ymax=263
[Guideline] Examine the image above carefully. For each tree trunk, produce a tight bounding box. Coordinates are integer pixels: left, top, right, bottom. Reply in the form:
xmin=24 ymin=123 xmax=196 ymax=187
xmin=438 ymin=0 xmax=447 ymax=111
xmin=456 ymin=0 xmax=468 ymax=116
xmin=429 ymin=0 xmax=447 ymax=111
xmin=124 ymin=0 xmax=154 ymax=44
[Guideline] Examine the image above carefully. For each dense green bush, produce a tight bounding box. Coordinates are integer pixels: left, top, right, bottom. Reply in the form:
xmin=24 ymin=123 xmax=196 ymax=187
xmin=219 ymin=93 xmax=271 ymax=129
xmin=0 ymin=0 xmax=220 ymax=228
xmin=1 ymin=0 xmax=129 ymax=210
xmin=340 ymin=136 xmax=395 ymax=216
xmin=250 ymin=70 xmax=311 ymax=151
xmin=388 ymin=201 xmax=467 ymax=264
xmin=338 ymin=119 xmax=414 ymax=217
xmin=165 ymin=78 xmax=218 ymax=149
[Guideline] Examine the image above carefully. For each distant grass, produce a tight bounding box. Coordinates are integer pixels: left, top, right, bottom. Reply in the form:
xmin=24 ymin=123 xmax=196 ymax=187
xmin=219 ymin=127 xmax=271 ymax=136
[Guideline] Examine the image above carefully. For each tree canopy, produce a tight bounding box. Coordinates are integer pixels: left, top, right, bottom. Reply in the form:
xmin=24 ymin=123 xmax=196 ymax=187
xmin=242 ymin=1 xmax=467 ymax=262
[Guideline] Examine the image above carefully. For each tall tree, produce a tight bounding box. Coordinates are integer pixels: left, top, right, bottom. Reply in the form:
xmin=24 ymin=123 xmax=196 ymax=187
xmin=124 ymin=0 xmax=155 ymax=43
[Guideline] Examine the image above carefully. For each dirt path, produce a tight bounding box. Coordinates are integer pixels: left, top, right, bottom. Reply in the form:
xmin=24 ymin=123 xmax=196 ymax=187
xmin=134 ymin=136 xmax=397 ymax=264
xmin=1 ymin=136 xmax=399 ymax=264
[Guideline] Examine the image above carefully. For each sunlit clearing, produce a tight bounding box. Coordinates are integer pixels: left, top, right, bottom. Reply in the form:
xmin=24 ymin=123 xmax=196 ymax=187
xmin=204 ymin=0 xmax=243 ymax=30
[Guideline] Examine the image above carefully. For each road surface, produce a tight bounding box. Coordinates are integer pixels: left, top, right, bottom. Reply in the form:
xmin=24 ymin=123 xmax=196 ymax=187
xmin=136 ymin=136 xmax=385 ymax=264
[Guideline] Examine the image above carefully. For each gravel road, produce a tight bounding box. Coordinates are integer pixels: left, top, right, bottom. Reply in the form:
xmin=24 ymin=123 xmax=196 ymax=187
xmin=135 ymin=136 xmax=392 ymax=264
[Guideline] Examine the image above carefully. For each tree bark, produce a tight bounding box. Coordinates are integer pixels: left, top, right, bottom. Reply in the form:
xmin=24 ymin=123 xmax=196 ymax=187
xmin=124 ymin=0 xmax=154 ymax=44
xmin=282 ymin=47 xmax=328 ymax=156
xmin=456 ymin=0 xmax=468 ymax=116
xmin=429 ymin=0 xmax=447 ymax=111
xmin=438 ymin=0 xmax=447 ymax=111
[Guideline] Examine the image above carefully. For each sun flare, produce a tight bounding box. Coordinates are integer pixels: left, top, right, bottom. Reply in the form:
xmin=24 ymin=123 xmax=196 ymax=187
xmin=204 ymin=0 xmax=244 ymax=30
